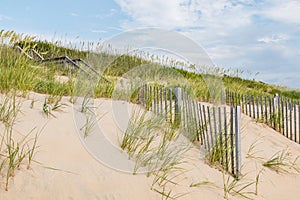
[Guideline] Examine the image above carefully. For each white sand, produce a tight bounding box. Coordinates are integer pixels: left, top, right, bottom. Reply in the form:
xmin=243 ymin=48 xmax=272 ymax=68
xmin=0 ymin=92 xmax=300 ymax=199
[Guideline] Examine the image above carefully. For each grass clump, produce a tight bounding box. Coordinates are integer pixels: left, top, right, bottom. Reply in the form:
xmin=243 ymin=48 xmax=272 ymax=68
xmin=120 ymin=108 xmax=190 ymax=199
xmin=0 ymin=124 xmax=41 ymax=191
xmin=263 ymin=149 xmax=300 ymax=173
xmin=42 ymin=96 xmax=65 ymax=117
xmin=78 ymin=96 xmax=106 ymax=138
xmin=0 ymin=92 xmax=21 ymax=127
xmin=0 ymin=90 xmax=42 ymax=191
xmin=246 ymin=139 xmax=264 ymax=160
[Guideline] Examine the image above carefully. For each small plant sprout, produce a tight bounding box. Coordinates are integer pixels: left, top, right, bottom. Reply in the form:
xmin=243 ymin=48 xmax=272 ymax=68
xmin=222 ymin=170 xmax=257 ymax=200
xmin=81 ymin=113 xmax=96 ymax=138
xmin=27 ymin=130 xmax=40 ymax=170
xmin=43 ymin=98 xmax=52 ymax=117
xmin=189 ymin=180 xmax=216 ymax=188
xmin=81 ymin=95 xmax=94 ymax=113
xmin=246 ymin=139 xmax=264 ymax=160
xmin=30 ymin=97 xmax=36 ymax=109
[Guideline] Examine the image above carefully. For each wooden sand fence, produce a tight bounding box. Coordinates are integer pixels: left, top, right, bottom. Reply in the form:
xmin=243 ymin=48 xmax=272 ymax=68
xmin=138 ymin=84 xmax=242 ymax=178
xmin=226 ymin=90 xmax=300 ymax=144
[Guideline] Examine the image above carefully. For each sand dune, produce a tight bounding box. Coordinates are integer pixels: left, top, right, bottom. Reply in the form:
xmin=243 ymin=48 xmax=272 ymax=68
xmin=0 ymin=93 xmax=300 ymax=199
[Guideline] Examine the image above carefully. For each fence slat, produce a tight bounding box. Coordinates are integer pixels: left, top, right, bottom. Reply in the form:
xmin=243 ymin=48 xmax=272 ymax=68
xmin=252 ymin=96 xmax=255 ymax=119
xmin=218 ymin=107 xmax=223 ymax=166
xmin=164 ymin=88 xmax=167 ymax=121
xmin=207 ymin=106 xmax=213 ymax=151
xmin=213 ymin=107 xmax=217 ymax=146
xmin=169 ymin=88 xmax=173 ymax=123
xmin=198 ymin=103 xmax=204 ymax=145
xmin=193 ymin=100 xmax=200 ymax=141
xmin=256 ymin=97 xmax=259 ymax=119
xmin=202 ymin=105 xmax=209 ymax=150
xmin=174 ymin=88 xmax=181 ymax=125
xmin=224 ymin=107 xmax=228 ymax=171
xmin=249 ymin=96 xmax=252 ymax=117
xmin=264 ymin=96 xmax=268 ymax=123
xmin=281 ymin=99 xmax=285 ymax=135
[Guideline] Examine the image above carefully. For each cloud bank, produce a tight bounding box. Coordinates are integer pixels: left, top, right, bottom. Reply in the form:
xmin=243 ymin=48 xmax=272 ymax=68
xmin=115 ymin=0 xmax=300 ymax=89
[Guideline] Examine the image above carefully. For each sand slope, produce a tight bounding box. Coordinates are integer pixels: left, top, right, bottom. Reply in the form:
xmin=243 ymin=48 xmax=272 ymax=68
xmin=0 ymin=93 xmax=300 ymax=199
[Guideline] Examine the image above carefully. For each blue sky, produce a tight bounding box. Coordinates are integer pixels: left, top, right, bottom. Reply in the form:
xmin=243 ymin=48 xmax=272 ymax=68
xmin=1 ymin=0 xmax=299 ymax=89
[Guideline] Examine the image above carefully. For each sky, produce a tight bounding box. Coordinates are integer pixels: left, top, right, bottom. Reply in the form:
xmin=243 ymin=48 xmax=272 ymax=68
xmin=0 ymin=0 xmax=299 ymax=89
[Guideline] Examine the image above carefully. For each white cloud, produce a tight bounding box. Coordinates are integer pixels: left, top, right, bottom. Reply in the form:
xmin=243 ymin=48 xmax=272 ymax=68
xmin=264 ymin=1 xmax=300 ymax=24
xmin=115 ymin=0 xmax=256 ymax=30
xmin=115 ymin=0 xmax=196 ymax=29
xmin=110 ymin=8 xmax=117 ymax=15
xmin=91 ymin=29 xmax=107 ymax=33
xmin=69 ymin=12 xmax=79 ymax=17
xmin=95 ymin=8 xmax=118 ymax=19
xmin=0 ymin=15 xmax=12 ymax=21
xmin=258 ymin=34 xmax=288 ymax=44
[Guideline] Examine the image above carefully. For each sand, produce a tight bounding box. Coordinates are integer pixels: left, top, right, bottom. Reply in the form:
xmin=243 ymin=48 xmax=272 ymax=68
xmin=0 ymin=92 xmax=300 ymax=199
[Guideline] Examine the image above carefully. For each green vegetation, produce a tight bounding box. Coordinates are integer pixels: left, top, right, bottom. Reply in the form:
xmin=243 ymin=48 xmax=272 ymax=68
xmin=1 ymin=30 xmax=299 ymax=103
xmin=15 ymin=40 xmax=89 ymax=60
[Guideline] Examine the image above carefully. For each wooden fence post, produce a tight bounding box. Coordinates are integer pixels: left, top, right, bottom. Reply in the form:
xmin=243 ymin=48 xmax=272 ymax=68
xmin=298 ymin=105 xmax=300 ymax=144
xmin=290 ymin=101 xmax=293 ymax=140
xmin=252 ymin=96 xmax=255 ymax=119
xmin=269 ymin=97 xmax=272 ymax=126
xmin=235 ymin=106 xmax=241 ymax=178
xmin=294 ymin=103 xmax=297 ymax=142
xmin=230 ymin=106 xmax=234 ymax=175
xmin=282 ymin=99 xmax=285 ymax=136
xmin=260 ymin=96 xmax=263 ymax=120
xmin=245 ymin=95 xmax=248 ymax=115
xmin=273 ymin=96 xmax=276 ymax=129
xmin=286 ymin=101 xmax=289 ymax=138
